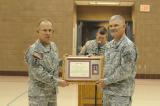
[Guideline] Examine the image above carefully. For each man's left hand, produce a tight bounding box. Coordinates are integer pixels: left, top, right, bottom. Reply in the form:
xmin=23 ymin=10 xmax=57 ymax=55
xmin=96 ymin=79 xmax=106 ymax=88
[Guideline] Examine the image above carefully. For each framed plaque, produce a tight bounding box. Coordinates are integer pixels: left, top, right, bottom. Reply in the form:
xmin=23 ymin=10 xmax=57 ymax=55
xmin=62 ymin=56 xmax=104 ymax=83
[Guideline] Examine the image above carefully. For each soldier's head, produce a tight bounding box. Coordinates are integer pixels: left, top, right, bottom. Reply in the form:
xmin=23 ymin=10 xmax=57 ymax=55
xmin=108 ymin=15 xmax=126 ymax=41
xmin=96 ymin=27 xmax=108 ymax=45
xmin=37 ymin=19 xmax=54 ymax=45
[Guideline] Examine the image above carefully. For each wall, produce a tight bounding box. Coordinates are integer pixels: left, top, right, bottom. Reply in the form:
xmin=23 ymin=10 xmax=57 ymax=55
xmin=0 ymin=0 xmax=74 ymax=72
xmin=0 ymin=0 xmax=160 ymax=77
xmin=76 ymin=0 xmax=160 ymax=76
xmin=134 ymin=0 xmax=160 ymax=75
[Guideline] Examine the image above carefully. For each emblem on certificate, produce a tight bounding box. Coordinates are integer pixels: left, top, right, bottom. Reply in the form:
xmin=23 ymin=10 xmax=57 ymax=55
xmin=62 ymin=56 xmax=104 ymax=82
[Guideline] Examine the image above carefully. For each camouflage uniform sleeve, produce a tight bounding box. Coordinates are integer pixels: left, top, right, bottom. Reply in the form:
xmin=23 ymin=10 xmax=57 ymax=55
xmin=25 ymin=48 xmax=32 ymax=64
xmin=79 ymin=41 xmax=89 ymax=55
xmin=51 ymin=42 xmax=59 ymax=79
xmin=104 ymin=46 xmax=137 ymax=85
xmin=26 ymin=47 xmax=58 ymax=88
xmin=52 ymin=42 xmax=59 ymax=57
xmin=31 ymin=65 xmax=58 ymax=88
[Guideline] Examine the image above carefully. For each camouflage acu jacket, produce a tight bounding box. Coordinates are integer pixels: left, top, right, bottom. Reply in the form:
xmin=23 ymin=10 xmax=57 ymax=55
xmin=103 ymin=35 xmax=137 ymax=96
xmin=25 ymin=40 xmax=59 ymax=97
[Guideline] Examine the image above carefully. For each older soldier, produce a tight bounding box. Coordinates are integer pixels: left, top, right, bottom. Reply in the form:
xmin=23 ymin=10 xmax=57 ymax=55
xmin=25 ymin=19 xmax=68 ymax=106
xmin=79 ymin=27 xmax=108 ymax=55
xmin=96 ymin=15 xmax=137 ymax=106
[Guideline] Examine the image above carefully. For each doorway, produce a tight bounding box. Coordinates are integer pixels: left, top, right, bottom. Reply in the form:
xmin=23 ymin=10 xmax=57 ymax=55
xmin=74 ymin=2 xmax=134 ymax=106
xmin=76 ymin=20 xmax=134 ymax=54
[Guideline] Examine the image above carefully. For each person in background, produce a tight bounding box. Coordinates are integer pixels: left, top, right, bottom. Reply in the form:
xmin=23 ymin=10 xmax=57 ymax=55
xmin=79 ymin=27 xmax=108 ymax=56
xmin=79 ymin=27 xmax=108 ymax=106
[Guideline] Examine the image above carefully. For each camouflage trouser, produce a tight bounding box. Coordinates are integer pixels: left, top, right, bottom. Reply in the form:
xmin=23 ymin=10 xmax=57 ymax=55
xmin=29 ymin=96 xmax=57 ymax=106
xmin=103 ymin=94 xmax=132 ymax=106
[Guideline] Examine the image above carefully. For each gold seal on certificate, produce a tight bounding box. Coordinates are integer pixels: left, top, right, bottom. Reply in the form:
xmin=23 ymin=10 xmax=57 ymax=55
xmin=62 ymin=56 xmax=104 ymax=82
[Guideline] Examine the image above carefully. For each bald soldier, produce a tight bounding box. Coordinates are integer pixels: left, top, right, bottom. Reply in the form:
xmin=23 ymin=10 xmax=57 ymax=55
xmin=25 ymin=19 xmax=69 ymax=106
xmin=96 ymin=15 xmax=137 ymax=106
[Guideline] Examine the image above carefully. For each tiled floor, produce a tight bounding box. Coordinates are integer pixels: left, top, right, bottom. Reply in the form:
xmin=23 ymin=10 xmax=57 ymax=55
xmin=133 ymin=79 xmax=160 ymax=106
xmin=0 ymin=76 xmax=160 ymax=106
xmin=0 ymin=76 xmax=78 ymax=106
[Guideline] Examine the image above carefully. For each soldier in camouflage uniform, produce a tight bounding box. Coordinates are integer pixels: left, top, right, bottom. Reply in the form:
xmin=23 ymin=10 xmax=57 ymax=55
xmin=96 ymin=15 xmax=137 ymax=106
xmin=79 ymin=27 xmax=108 ymax=55
xmin=25 ymin=19 xmax=69 ymax=106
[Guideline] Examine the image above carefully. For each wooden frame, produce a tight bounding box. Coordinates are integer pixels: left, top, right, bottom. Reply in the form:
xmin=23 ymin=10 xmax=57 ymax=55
xmin=62 ymin=55 xmax=104 ymax=84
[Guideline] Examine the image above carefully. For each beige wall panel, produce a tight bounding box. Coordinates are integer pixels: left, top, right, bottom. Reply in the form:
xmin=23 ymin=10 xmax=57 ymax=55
xmin=134 ymin=0 xmax=160 ymax=74
xmin=0 ymin=0 xmax=160 ymax=75
xmin=0 ymin=0 xmax=74 ymax=71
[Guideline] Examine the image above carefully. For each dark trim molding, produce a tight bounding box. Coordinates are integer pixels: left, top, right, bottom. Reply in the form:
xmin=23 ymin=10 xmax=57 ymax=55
xmin=0 ymin=71 xmax=28 ymax=76
xmin=0 ymin=71 xmax=160 ymax=79
xmin=136 ymin=74 xmax=160 ymax=79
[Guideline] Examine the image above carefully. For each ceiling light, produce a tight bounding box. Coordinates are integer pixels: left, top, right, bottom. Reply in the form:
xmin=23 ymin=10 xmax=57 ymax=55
xmin=89 ymin=1 xmax=119 ymax=6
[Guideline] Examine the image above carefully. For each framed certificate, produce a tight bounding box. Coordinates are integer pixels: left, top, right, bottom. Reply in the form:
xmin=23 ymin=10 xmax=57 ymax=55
xmin=62 ymin=56 xmax=104 ymax=82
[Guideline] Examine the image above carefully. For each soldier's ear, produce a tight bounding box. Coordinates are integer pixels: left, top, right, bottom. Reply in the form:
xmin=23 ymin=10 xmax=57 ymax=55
xmin=122 ymin=24 xmax=126 ymax=30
